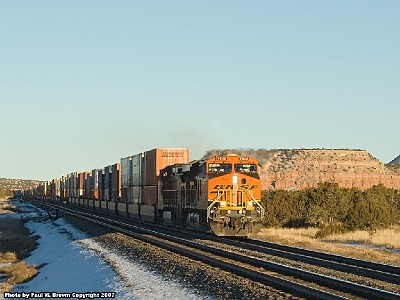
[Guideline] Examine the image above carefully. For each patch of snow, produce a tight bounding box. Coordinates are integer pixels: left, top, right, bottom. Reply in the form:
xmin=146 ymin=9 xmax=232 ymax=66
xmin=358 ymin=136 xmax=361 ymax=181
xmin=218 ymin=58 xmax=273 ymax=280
xmin=341 ymin=242 xmax=400 ymax=255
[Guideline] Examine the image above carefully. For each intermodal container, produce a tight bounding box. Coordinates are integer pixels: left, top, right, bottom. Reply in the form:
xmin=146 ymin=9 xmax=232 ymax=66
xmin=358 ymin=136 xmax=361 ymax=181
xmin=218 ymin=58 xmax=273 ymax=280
xmin=111 ymin=163 xmax=120 ymax=191
xmin=104 ymin=165 xmax=112 ymax=190
xmin=83 ymin=172 xmax=91 ymax=198
xmin=78 ymin=172 xmax=85 ymax=195
xmin=131 ymin=186 xmax=141 ymax=203
xmin=67 ymin=173 xmax=74 ymax=197
xmin=97 ymin=169 xmax=105 ymax=195
xmin=92 ymin=169 xmax=101 ymax=190
xmin=143 ymin=148 xmax=190 ymax=186
xmin=121 ymin=187 xmax=129 ymax=203
xmin=72 ymin=172 xmax=78 ymax=197
xmin=55 ymin=179 xmax=61 ymax=197
xmin=132 ymin=153 xmax=144 ymax=187
xmin=121 ymin=157 xmax=132 ymax=188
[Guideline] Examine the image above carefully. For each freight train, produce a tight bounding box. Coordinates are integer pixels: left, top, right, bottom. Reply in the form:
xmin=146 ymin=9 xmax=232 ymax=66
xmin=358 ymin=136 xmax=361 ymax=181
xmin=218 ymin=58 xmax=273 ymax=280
xmin=25 ymin=148 xmax=265 ymax=237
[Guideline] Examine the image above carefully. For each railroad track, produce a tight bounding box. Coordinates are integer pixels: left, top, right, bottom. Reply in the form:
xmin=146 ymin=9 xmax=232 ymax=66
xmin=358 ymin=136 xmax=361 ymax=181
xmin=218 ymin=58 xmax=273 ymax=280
xmin=32 ymin=200 xmax=400 ymax=300
xmin=229 ymin=237 xmax=400 ymax=284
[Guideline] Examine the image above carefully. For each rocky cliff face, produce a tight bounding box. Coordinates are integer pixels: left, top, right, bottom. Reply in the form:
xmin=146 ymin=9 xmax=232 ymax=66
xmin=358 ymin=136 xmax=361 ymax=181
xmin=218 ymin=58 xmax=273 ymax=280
xmin=259 ymin=149 xmax=400 ymax=190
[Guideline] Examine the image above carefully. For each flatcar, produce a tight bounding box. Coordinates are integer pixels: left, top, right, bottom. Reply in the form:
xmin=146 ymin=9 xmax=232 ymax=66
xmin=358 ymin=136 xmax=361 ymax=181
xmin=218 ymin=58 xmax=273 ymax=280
xmin=159 ymin=154 xmax=264 ymax=236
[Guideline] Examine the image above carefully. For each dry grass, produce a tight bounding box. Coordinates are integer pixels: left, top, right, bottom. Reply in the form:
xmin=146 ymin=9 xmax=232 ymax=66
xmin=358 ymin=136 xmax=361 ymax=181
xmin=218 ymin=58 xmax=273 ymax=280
xmin=0 ymin=201 xmax=17 ymax=213
xmin=0 ymin=262 xmax=38 ymax=292
xmin=0 ymin=252 xmax=17 ymax=263
xmin=257 ymin=227 xmax=400 ymax=266
xmin=0 ymin=216 xmax=39 ymax=260
xmin=0 ymin=208 xmax=40 ymax=293
xmin=324 ymin=227 xmax=400 ymax=248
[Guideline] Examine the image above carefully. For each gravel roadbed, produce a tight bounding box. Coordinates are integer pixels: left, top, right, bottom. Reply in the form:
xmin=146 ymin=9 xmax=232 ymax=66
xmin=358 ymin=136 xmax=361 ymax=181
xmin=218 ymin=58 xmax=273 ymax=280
xmin=62 ymin=213 xmax=303 ymax=300
xmin=194 ymin=239 xmax=400 ymax=294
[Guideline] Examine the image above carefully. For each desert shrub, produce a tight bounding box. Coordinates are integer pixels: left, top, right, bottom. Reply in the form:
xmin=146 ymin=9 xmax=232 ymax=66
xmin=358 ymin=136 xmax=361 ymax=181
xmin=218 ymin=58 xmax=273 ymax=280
xmin=345 ymin=184 xmax=400 ymax=231
xmin=315 ymin=222 xmax=346 ymax=238
xmin=262 ymin=183 xmax=400 ymax=236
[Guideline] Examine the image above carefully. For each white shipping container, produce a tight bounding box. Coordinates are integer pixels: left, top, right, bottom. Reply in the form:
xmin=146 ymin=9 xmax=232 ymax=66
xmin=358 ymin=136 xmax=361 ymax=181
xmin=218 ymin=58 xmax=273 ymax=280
xmin=121 ymin=157 xmax=132 ymax=188
xmin=132 ymin=153 xmax=144 ymax=187
xmin=44 ymin=182 xmax=48 ymax=195
xmin=71 ymin=172 xmax=78 ymax=196
xmin=56 ymin=179 xmax=61 ymax=197
xmin=91 ymin=169 xmax=101 ymax=190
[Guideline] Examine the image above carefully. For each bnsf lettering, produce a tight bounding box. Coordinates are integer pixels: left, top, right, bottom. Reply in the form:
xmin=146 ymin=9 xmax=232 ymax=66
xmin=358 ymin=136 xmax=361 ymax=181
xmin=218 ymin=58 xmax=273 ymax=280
xmin=241 ymin=184 xmax=258 ymax=190
xmin=162 ymin=152 xmax=184 ymax=157
xmin=212 ymin=184 xmax=232 ymax=189
xmin=212 ymin=184 xmax=258 ymax=190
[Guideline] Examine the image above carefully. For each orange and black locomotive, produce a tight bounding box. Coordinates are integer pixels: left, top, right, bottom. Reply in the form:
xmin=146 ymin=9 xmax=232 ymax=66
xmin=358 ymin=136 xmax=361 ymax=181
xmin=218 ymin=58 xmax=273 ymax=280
xmin=159 ymin=154 xmax=264 ymax=237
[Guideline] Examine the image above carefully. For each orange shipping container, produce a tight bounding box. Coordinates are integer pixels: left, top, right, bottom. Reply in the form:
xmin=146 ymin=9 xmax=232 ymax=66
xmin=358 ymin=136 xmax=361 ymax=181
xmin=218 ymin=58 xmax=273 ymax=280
xmin=144 ymin=148 xmax=190 ymax=186
xmin=111 ymin=163 xmax=120 ymax=191
xmin=78 ymin=172 xmax=85 ymax=190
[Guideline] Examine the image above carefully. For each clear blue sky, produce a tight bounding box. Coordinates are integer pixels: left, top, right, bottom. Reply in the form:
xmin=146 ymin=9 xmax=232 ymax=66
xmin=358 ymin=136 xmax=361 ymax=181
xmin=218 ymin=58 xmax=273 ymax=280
xmin=1 ymin=1 xmax=399 ymax=181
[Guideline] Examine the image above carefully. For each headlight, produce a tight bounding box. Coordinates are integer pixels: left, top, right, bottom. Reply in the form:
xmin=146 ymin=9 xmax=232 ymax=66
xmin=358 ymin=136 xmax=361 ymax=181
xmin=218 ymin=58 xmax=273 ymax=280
xmin=247 ymin=201 xmax=253 ymax=207
xmin=220 ymin=201 xmax=227 ymax=207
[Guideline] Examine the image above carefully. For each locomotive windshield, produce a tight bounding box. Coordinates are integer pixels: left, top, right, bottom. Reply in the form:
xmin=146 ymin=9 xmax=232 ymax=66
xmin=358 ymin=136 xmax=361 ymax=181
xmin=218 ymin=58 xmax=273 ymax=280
xmin=234 ymin=164 xmax=257 ymax=174
xmin=208 ymin=163 xmax=232 ymax=173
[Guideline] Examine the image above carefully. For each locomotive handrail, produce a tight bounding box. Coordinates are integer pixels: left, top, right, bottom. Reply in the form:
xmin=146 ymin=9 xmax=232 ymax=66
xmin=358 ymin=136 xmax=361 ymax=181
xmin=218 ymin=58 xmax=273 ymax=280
xmin=248 ymin=191 xmax=265 ymax=220
xmin=206 ymin=190 xmax=226 ymax=220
